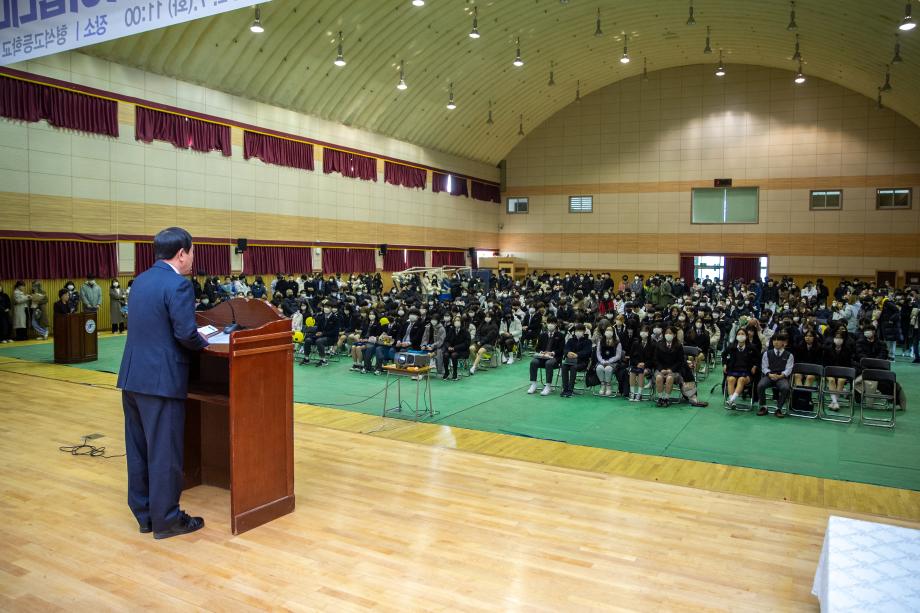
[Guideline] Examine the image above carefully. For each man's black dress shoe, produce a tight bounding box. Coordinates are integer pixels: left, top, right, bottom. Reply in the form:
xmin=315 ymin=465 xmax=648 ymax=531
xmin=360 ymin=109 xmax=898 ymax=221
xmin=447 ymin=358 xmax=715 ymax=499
xmin=139 ymin=523 xmax=152 ymax=534
xmin=154 ymin=512 xmax=204 ymax=540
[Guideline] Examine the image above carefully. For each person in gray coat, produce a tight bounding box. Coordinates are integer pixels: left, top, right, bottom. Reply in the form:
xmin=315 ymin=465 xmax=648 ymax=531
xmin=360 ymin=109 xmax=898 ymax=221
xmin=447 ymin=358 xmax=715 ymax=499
xmin=110 ymin=278 xmax=127 ymax=333
xmin=12 ymin=281 xmax=29 ymax=341
xmin=29 ymin=281 xmax=48 ymax=339
xmin=80 ymin=274 xmax=102 ymax=312
xmin=421 ymin=313 xmax=447 ymax=374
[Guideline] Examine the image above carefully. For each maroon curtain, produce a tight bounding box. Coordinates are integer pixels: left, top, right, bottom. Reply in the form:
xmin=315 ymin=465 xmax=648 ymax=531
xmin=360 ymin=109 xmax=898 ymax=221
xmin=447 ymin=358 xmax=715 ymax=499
xmin=0 ymin=75 xmax=118 ymax=137
xmin=382 ymin=249 xmax=408 ymax=272
xmin=0 ymin=239 xmax=117 ymax=279
xmin=192 ymin=244 xmax=231 ymax=275
xmin=134 ymin=242 xmax=155 ymax=275
xmin=243 ymin=131 xmax=314 ymax=171
xmin=680 ymin=256 xmax=695 ymax=284
xmin=432 ymin=250 xmax=465 ymax=267
xmin=432 ymin=172 xmax=469 ymax=197
xmin=406 ymin=250 xmax=426 ymax=268
xmin=135 ymin=106 xmax=231 ymax=156
xmin=384 ymin=161 xmax=426 ymax=189
xmin=242 ymin=245 xmax=312 ymax=275
xmin=471 ymin=180 xmax=501 ymax=203
xmin=322 ymin=248 xmax=377 ymax=274
xmin=323 ymin=148 xmax=377 ymax=181
xmin=724 ymin=257 xmax=761 ymax=283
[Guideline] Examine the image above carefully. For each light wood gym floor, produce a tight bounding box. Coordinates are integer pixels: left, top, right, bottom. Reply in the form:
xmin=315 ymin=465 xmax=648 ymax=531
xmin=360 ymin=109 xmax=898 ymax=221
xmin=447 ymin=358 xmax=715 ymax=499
xmin=1 ymin=356 xmax=918 ymax=611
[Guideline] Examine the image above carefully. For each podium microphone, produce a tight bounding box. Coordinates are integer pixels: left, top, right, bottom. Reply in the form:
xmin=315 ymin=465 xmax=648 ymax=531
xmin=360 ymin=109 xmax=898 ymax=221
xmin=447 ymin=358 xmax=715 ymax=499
xmin=223 ymin=299 xmax=245 ymax=334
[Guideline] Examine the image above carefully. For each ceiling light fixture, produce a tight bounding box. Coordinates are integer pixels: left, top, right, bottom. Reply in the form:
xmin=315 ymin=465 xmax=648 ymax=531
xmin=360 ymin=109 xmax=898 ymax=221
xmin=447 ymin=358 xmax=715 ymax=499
xmin=794 ymin=61 xmax=806 ymax=84
xmin=396 ymin=60 xmax=407 ymax=90
xmin=787 ymin=1 xmax=798 ymax=31
xmin=595 ymin=8 xmax=603 ymax=36
xmin=881 ymin=64 xmax=893 ymax=92
xmin=791 ymin=33 xmax=802 ymax=61
xmin=447 ymin=83 xmax=456 ymax=110
xmin=412 ymin=0 xmax=425 ymax=6
xmin=518 ymin=114 xmax=524 ymax=136
xmin=513 ymin=37 xmax=524 ymax=67
xmin=575 ymin=80 xmax=581 ymax=102
xmin=893 ymin=34 xmax=903 ymax=63
xmin=469 ymin=6 xmax=480 ymax=39
xmin=687 ymin=0 xmax=696 ymax=26
xmin=642 ymin=57 xmax=649 ymax=81
xmin=715 ymin=50 xmax=726 ymax=77
xmin=548 ymin=61 xmax=556 ymax=86
xmin=333 ymin=31 xmax=346 ymax=67
xmin=486 ymin=99 xmax=494 ymax=125
xmin=704 ymin=26 xmax=712 ymax=53
xmin=899 ymin=2 xmax=916 ymax=31
xmin=620 ymin=34 xmax=630 ymax=64
xmin=249 ymin=5 xmax=264 ymax=33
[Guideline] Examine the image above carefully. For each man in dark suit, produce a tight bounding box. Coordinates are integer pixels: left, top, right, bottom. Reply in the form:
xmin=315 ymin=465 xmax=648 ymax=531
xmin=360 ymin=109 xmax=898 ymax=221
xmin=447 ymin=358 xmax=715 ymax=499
xmin=117 ymin=227 xmax=209 ymax=539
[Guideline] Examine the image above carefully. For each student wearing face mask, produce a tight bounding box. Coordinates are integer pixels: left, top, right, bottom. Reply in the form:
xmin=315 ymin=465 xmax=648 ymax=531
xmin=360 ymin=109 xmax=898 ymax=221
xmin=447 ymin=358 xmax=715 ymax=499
xmin=521 ymin=304 xmax=543 ymax=346
xmin=497 ymin=312 xmax=522 ymax=365
xmin=420 ymin=313 xmax=447 ymax=375
xmin=854 ymin=323 xmax=888 ymax=372
xmin=595 ymin=325 xmax=624 ymax=397
xmin=823 ymin=329 xmax=853 ymax=410
xmin=792 ymin=329 xmax=824 ymax=387
xmin=722 ymin=328 xmax=759 ymax=408
xmin=359 ymin=312 xmax=385 ymax=373
xmin=394 ymin=308 xmax=425 ymax=353
xmin=627 ymin=325 xmax=656 ymax=401
xmin=528 ymin=317 xmax=565 ymax=396
xmin=80 ymin=274 xmax=102 ymax=313
xmin=110 ymin=278 xmax=127 ymax=333
xmin=468 ymin=311 xmax=499 ymax=374
xmin=653 ymin=326 xmax=684 ymax=406
xmin=757 ymin=332 xmax=794 ymax=417
xmin=559 ymin=324 xmax=592 ymax=398
xmin=300 ymin=301 xmax=340 ymax=366
xmin=443 ymin=316 xmax=471 ymax=381
xmin=684 ymin=318 xmax=710 ymax=372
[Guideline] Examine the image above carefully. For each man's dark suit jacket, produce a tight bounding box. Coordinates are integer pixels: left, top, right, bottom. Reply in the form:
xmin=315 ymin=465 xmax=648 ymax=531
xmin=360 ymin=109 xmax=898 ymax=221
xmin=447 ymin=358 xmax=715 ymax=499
xmin=117 ymin=261 xmax=208 ymax=400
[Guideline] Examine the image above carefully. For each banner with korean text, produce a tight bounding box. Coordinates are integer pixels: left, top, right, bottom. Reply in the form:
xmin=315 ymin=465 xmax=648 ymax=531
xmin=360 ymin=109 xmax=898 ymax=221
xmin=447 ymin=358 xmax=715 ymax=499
xmin=1 ymin=0 xmax=268 ymax=66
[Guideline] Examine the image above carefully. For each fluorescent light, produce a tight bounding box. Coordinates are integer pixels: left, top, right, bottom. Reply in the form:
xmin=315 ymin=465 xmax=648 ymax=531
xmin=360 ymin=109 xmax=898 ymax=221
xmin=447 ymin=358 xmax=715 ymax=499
xmin=513 ymin=37 xmax=524 ymax=67
xmin=794 ymin=61 xmax=806 ymax=84
xmin=620 ymin=34 xmax=630 ymax=64
xmin=412 ymin=0 xmax=425 ymax=6
xmin=447 ymin=83 xmax=456 ymax=110
xmin=396 ymin=60 xmax=407 ymax=90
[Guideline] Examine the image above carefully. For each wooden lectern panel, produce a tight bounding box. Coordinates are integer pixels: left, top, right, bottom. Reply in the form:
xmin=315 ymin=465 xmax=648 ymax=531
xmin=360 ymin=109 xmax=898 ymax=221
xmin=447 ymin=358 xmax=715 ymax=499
xmin=53 ymin=312 xmax=97 ymax=364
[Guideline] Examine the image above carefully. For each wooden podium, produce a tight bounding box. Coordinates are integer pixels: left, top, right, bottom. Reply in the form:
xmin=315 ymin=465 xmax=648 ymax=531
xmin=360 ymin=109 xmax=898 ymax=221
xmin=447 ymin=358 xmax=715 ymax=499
xmin=53 ymin=311 xmax=98 ymax=364
xmin=186 ymin=298 xmax=295 ymax=535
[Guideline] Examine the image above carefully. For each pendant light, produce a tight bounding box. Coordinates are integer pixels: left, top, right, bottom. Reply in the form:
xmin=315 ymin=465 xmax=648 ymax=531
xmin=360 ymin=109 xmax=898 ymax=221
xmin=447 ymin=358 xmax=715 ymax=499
xmin=412 ymin=0 xmax=425 ymax=6
xmin=687 ymin=0 xmax=696 ymax=26
xmin=469 ymin=6 xmax=480 ymax=39
xmin=786 ymin=1 xmax=798 ymax=31
xmin=513 ymin=37 xmax=524 ymax=67
xmin=518 ymin=114 xmax=524 ymax=136
xmin=899 ymin=2 xmax=916 ymax=31
xmin=794 ymin=61 xmax=806 ymax=84
xmin=249 ymin=5 xmax=264 ymax=33
xmin=715 ymin=50 xmax=726 ymax=77
xmin=396 ymin=60 xmax=407 ymax=90
xmin=446 ymin=83 xmax=456 ymax=110
xmin=791 ymin=33 xmax=802 ymax=62
xmin=595 ymin=8 xmax=603 ymax=36
xmin=486 ymin=99 xmax=494 ymax=125
xmin=703 ymin=26 xmax=712 ymax=53
xmin=642 ymin=57 xmax=649 ymax=81
xmin=892 ymin=34 xmax=903 ymax=63
xmin=333 ymin=31 xmax=346 ymax=67
xmin=620 ymin=34 xmax=630 ymax=64
xmin=548 ymin=61 xmax=556 ymax=86
xmin=575 ymin=80 xmax=582 ymax=102
xmin=881 ymin=64 xmax=892 ymax=92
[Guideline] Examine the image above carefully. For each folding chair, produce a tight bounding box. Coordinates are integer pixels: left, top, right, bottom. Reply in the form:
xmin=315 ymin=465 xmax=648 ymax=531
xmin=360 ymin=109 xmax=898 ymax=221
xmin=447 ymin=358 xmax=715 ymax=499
xmin=724 ymin=373 xmax=756 ymax=412
xmin=820 ymin=366 xmax=856 ymax=423
xmin=860 ymin=369 xmax=897 ymax=428
xmin=653 ymin=370 xmax=685 ymax=406
xmin=789 ymin=363 xmax=822 ymax=419
xmin=684 ymin=346 xmax=707 ymax=382
xmin=859 ymin=357 xmax=890 ymax=372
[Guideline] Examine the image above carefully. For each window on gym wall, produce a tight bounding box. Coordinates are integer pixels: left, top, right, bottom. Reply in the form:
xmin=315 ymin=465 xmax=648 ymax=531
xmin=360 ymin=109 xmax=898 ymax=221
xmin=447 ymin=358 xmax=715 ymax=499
xmin=691 ymin=187 xmax=759 ymax=223
xmin=693 ymin=256 xmax=768 ymax=282
xmin=876 ymin=188 xmax=912 ymax=209
xmin=507 ymin=197 xmax=528 ymax=214
xmin=810 ymin=190 xmax=842 ymax=210
xmin=568 ymin=195 xmax=593 ymax=213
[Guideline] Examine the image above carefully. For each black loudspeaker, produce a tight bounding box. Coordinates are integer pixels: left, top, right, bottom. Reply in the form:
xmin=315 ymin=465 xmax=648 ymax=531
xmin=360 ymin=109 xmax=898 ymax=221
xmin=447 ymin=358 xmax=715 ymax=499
xmin=468 ymin=247 xmax=475 ymax=260
xmin=497 ymin=159 xmax=507 ymax=192
xmin=379 ymin=244 xmax=388 ymax=257
xmin=235 ymin=238 xmax=248 ymax=254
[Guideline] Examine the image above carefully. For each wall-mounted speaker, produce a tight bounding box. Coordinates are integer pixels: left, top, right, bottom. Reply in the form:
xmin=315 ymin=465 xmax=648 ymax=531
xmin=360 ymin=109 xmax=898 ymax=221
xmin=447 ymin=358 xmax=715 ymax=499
xmin=497 ymin=159 xmax=507 ymax=192
xmin=235 ymin=237 xmax=248 ymax=254
xmin=379 ymin=244 xmax=388 ymax=257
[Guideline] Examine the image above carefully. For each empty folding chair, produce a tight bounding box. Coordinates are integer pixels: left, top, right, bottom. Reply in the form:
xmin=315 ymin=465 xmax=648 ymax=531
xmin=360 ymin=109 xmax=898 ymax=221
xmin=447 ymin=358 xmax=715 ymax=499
xmin=859 ymin=357 xmax=891 ymax=372
xmin=860 ymin=369 xmax=897 ymax=428
xmin=789 ymin=363 xmax=823 ymax=419
xmin=820 ymin=366 xmax=856 ymax=423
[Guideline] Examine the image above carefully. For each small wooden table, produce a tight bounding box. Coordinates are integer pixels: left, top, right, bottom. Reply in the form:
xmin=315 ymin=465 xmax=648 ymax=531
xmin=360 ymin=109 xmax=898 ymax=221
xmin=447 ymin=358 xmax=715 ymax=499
xmin=382 ymin=365 xmax=434 ymax=420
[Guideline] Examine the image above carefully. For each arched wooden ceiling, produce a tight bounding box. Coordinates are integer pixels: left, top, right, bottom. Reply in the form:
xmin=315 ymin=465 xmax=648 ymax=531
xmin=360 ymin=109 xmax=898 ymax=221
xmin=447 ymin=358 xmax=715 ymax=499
xmin=80 ymin=0 xmax=920 ymax=165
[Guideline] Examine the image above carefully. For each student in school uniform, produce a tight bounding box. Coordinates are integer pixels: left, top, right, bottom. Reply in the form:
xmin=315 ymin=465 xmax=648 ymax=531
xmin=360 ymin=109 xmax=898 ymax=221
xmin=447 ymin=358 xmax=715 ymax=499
xmin=757 ymin=332 xmax=794 ymax=418
xmin=627 ymin=325 xmax=656 ymax=402
xmin=527 ymin=316 xmax=565 ymax=396
xmin=469 ymin=311 xmax=499 ymax=374
xmin=420 ymin=312 xmax=447 ymax=375
xmin=443 ymin=315 xmax=471 ymax=381
xmin=792 ymin=328 xmax=824 ymax=387
xmin=497 ymin=312 xmax=522 ymax=364
xmin=595 ymin=326 xmax=624 ymax=397
xmin=823 ymin=328 xmax=853 ymax=411
xmin=559 ymin=323 xmax=592 ymax=398
xmin=723 ymin=327 xmax=760 ymax=408
xmin=653 ymin=326 xmax=685 ymax=406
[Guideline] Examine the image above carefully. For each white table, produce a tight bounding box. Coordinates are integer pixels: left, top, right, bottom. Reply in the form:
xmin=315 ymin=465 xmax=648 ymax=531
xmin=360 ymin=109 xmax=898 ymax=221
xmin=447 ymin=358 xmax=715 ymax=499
xmin=813 ymin=516 xmax=920 ymax=612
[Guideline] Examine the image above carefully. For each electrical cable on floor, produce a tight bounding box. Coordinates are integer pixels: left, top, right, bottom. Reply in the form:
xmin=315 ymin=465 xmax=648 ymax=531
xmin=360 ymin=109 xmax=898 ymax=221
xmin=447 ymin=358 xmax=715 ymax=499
xmin=0 ymin=362 xmax=120 ymax=391
xmin=59 ymin=437 xmax=125 ymax=459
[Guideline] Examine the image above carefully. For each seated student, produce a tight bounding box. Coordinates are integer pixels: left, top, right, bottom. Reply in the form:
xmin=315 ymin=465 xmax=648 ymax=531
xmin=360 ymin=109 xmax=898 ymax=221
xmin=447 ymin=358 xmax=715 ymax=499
xmin=497 ymin=312 xmax=522 ymax=364
xmin=559 ymin=323 xmax=592 ymax=398
xmin=628 ymin=325 xmax=656 ymax=402
xmin=469 ymin=311 xmax=499 ymax=374
xmin=521 ymin=304 xmax=543 ymax=346
xmin=595 ymin=326 xmax=624 ymax=397
xmin=421 ymin=312 xmax=447 ymax=374
xmin=394 ymin=308 xmax=425 ymax=353
xmin=443 ymin=315 xmax=471 ymax=380
xmin=300 ymin=302 xmax=340 ymax=366
xmin=361 ymin=314 xmax=388 ymax=373
xmin=337 ymin=304 xmax=363 ymax=354
xmin=723 ymin=327 xmax=759 ymax=408
xmin=349 ymin=310 xmax=373 ymax=371
xmin=683 ymin=318 xmax=710 ymax=371
xmin=854 ymin=323 xmax=889 ymax=371
xmin=371 ymin=317 xmax=398 ymax=374
xmin=823 ymin=328 xmax=853 ymax=410
xmin=757 ymin=332 xmax=794 ymax=417
xmin=527 ymin=317 xmax=565 ymax=396
xmin=792 ymin=329 xmax=824 ymax=387
xmin=653 ymin=326 xmax=684 ymax=406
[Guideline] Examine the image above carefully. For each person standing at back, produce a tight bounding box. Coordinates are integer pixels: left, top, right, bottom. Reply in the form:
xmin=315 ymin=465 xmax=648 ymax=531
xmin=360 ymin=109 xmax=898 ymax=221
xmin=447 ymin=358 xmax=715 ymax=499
xmin=117 ymin=227 xmax=209 ymax=539
xmin=80 ymin=274 xmax=102 ymax=312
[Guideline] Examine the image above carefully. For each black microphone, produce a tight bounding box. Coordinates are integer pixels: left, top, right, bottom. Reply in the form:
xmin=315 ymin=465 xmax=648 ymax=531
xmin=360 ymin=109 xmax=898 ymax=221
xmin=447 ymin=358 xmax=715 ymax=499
xmin=223 ymin=299 xmax=245 ymax=334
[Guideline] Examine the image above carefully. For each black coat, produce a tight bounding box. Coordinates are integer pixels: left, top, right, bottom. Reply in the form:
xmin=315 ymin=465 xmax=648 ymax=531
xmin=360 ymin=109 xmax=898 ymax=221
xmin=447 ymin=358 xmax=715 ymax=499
xmin=444 ymin=325 xmax=471 ymax=354
xmin=534 ymin=330 xmax=565 ymax=361
xmin=793 ymin=341 xmax=825 ymax=366
xmin=628 ymin=338 xmax=656 ymax=369
xmin=654 ymin=340 xmax=684 ymax=372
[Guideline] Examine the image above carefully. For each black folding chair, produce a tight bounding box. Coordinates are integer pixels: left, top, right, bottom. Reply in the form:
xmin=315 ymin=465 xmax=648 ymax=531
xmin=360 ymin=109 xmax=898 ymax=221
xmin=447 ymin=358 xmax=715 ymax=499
xmin=820 ymin=366 xmax=856 ymax=423
xmin=789 ymin=363 xmax=822 ymax=419
xmin=860 ymin=369 xmax=897 ymax=428
xmin=859 ymin=357 xmax=890 ymax=372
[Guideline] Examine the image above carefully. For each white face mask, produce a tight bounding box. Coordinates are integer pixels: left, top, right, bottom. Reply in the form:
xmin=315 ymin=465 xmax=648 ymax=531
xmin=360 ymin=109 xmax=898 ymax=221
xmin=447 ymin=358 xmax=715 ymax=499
xmin=575 ymin=331 xmax=584 ymax=338
xmin=66 ymin=285 xmax=74 ymax=291
xmin=547 ymin=324 xmax=557 ymax=332
xmin=640 ymin=331 xmax=649 ymax=339
xmin=864 ymin=330 xmax=874 ymax=338
xmin=454 ymin=321 xmax=462 ymax=328
xmin=678 ymin=316 xmax=685 ymax=321
xmin=323 ymin=308 xmax=331 ymax=314
xmin=604 ymin=330 xmax=614 ymax=339
xmin=737 ymin=335 xmax=746 ymax=343
xmin=408 ymin=314 xmax=418 ymax=322
xmin=398 ymin=310 xmax=405 ymax=316
xmin=528 ymin=307 xmax=535 ymax=314
xmin=664 ymin=333 xmax=674 ymax=342
xmin=113 ymin=282 xmax=119 ymax=288
xmin=484 ymin=317 xmax=491 ymax=323
xmin=695 ymin=322 xmax=702 ymax=328
xmin=603 ymin=294 xmax=610 ymax=299
xmin=833 ymin=337 xmax=844 ymax=347
xmin=653 ymin=328 xmax=662 ymax=336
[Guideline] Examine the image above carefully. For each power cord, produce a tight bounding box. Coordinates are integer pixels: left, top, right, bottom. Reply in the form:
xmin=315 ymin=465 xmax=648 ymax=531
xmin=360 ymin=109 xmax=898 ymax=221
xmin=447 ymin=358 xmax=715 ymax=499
xmin=59 ymin=437 xmax=125 ymax=459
